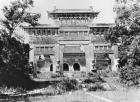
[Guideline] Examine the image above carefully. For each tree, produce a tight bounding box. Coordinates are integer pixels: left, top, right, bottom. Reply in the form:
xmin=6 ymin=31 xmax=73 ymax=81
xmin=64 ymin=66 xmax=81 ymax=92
xmin=106 ymin=0 xmax=140 ymax=86
xmin=1 ymin=0 xmax=40 ymax=37
xmin=0 ymin=0 xmax=40 ymax=88
xmin=110 ymin=0 xmax=140 ymax=66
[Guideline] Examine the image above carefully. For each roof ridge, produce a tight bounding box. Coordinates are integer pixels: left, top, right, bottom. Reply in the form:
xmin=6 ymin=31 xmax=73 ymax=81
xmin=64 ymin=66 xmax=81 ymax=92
xmin=56 ymin=8 xmax=92 ymax=10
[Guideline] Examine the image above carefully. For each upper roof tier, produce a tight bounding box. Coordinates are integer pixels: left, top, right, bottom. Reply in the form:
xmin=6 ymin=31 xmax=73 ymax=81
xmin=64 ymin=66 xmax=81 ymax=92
xmin=48 ymin=7 xmax=99 ymax=19
xmin=48 ymin=9 xmax=98 ymax=13
xmin=23 ymin=23 xmax=114 ymax=29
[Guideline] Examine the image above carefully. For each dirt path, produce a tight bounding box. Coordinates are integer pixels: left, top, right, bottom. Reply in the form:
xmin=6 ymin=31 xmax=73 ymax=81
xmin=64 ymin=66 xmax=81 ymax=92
xmin=86 ymin=92 xmax=113 ymax=102
xmin=27 ymin=88 xmax=140 ymax=102
xmin=28 ymin=90 xmax=113 ymax=102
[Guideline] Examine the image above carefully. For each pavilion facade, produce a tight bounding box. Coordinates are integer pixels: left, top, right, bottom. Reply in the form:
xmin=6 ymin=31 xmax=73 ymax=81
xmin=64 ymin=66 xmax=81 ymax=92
xmin=24 ymin=7 xmax=118 ymax=73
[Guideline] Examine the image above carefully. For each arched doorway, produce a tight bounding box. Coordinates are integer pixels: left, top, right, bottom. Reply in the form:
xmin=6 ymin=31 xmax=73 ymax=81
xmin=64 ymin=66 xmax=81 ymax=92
xmin=63 ymin=63 xmax=69 ymax=71
xmin=50 ymin=64 xmax=53 ymax=71
xmin=73 ymin=63 xmax=80 ymax=71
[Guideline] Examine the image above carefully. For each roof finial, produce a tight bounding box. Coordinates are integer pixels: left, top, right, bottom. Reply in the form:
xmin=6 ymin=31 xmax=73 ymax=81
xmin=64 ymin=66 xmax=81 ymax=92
xmin=53 ymin=6 xmax=57 ymax=11
xmin=89 ymin=6 xmax=93 ymax=11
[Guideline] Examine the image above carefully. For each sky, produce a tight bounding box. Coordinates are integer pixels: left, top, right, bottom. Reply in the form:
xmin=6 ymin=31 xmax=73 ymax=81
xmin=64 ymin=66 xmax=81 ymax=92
xmin=0 ymin=0 xmax=115 ymax=24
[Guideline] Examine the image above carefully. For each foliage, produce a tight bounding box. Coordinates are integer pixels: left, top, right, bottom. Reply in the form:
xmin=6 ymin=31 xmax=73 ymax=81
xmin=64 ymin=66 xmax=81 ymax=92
xmin=0 ymin=0 xmax=40 ymax=37
xmin=118 ymin=64 xmax=140 ymax=86
xmin=0 ymin=86 xmax=26 ymax=95
xmin=0 ymin=35 xmax=29 ymax=71
xmin=82 ymin=72 xmax=105 ymax=84
xmin=0 ymin=35 xmax=34 ymax=88
xmin=0 ymin=0 xmax=40 ymax=88
xmin=106 ymin=0 xmax=140 ymax=86
xmin=55 ymin=78 xmax=79 ymax=93
xmin=87 ymin=83 xmax=106 ymax=91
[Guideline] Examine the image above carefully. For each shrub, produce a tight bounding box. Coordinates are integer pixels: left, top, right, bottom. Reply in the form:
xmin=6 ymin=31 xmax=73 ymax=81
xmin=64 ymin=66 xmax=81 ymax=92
xmin=0 ymin=67 xmax=35 ymax=89
xmin=83 ymin=78 xmax=95 ymax=84
xmin=86 ymin=72 xmax=105 ymax=83
xmin=0 ymin=86 xmax=26 ymax=95
xmin=119 ymin=64 xmax=140 ymax=86
xmin=56 ymin=78 xmax=79 ymax=93
xmin=87 ymin=83 xmax=106 ymax=91
xmin=0 ymin=37 xmax=35 ymax=89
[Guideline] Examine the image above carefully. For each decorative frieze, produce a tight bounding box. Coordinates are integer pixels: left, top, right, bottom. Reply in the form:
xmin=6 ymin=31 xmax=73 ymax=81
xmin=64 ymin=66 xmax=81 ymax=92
xmin=34 ymin=46 xmax=55 ymax=55
xmin=25 ymin=28 xmax=58 ymax=36
xmin=29 ymin=36 xmax=57 ymax=44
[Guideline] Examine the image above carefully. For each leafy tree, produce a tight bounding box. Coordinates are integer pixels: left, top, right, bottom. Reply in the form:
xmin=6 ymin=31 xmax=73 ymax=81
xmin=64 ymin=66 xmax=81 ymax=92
xmin=106 ymin=0 xmax=140 ymax=86
xmin=0 ymin=0 xmax=40 ymax=88
xmin=1 ymin=0 xmax=40 ymax=37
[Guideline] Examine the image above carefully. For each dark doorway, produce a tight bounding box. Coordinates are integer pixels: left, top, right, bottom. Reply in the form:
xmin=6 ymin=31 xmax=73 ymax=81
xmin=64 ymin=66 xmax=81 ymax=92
xmin=73 ymin=63 xmax=80 ymax=71
xmin=50 ymin=64 xmax=53 ymax=71
xmin=63 ymin=63 xmax=69 ymax=71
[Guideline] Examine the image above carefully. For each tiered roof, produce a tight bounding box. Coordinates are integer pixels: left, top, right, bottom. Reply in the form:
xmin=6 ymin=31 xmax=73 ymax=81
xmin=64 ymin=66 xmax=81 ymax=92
xmin=90 ymin=23 xmax=115 ymax=27
xmin=24 ymin=24 xmax=59 ymax=29
xmin=48 ymin=8 xmax=99 ymax=19
xmin=30 ymin=36 xmax=57 ymax=44
xmin=48 ymin=9 xmax=98 ymax=14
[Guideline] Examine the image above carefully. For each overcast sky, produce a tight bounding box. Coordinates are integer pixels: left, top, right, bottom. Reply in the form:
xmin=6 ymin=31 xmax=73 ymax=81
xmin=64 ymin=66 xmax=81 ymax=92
xmin=0 ymin=0 xmax=115 ymax=24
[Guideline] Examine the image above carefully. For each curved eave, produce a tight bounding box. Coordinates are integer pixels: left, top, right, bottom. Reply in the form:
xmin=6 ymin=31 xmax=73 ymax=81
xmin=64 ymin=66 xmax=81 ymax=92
xmin=90 ymin=23 xmax=115 ymax=28
xmin=23 ymin=26 xmax=59 ymax=29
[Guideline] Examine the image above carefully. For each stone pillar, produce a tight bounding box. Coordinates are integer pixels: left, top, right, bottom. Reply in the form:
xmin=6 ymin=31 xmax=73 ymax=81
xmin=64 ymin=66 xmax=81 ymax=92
xmin=111 ymin=45 xmax=119 ymax=72
xmin=85 ymin=43 xmax=93 ymax=72
xmin=29 ymin=44 xmax=34 ymax=63
xmin=54 ymin=44 xmax=59 ymax=73
xmin=88 ymin=43 xmax=94 ymax=71
xmin=59 ymin=44 xmax=64 ymax=74
xmin=113 ymin=45 xmax=118 ymax=59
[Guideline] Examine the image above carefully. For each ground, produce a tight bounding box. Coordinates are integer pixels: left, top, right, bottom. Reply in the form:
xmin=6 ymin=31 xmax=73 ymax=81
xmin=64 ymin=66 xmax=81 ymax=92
xmin=25 ymin=77 xmax=140 ymax=102
xmin=1 ymin=75 xmax=140 ymax=102
xmin=27 ymin=89 xmax=140 ymax=102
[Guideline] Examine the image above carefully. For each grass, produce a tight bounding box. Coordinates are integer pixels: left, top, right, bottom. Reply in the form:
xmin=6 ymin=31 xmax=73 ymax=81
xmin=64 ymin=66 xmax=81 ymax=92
xmin=89 ymin=76 xmax=140 ymax=102
xmin=91 ymin=88 xmax=140 ymax=102
xmin=0 ymin=86 xmax=26 ymax=95
xmin=26 ymin=77 xmax=140 ymax=102
xmin=1 ymin=74 xmax=140 ymax=102
xmin=27 ymin=90 xmax=104 ymax=102
xmin=2 ymin=88 xmax=139 ymax=102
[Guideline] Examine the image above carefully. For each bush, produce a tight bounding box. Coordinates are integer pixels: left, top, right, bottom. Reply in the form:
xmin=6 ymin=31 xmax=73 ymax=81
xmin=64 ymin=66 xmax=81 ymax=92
xmin=87 ymin=83 xmax=106 ymax=91
xmin=0 ymin=37 xmax=33 ymax=89
xmin=86 ymin=72 xmax=105 ymax=83
xmin=0 ymin=67 xmax=35 ymax=89
xmin=0 ymin=86 xmax=26 ymax=95
xmin=56 ymin=78 xmax=79 ymax=93
xmin=83 ymin=78 xmax=96 ymax=84
xmin=119 ymin=64 xmax=140 ymax=86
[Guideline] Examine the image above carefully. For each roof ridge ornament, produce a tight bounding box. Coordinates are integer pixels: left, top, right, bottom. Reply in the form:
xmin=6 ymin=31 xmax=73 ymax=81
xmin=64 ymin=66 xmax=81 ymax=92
xmin=89 ymin=6 xmax=93 ymax=11
xmin=53 ymin=6 xmax=57 ymax=11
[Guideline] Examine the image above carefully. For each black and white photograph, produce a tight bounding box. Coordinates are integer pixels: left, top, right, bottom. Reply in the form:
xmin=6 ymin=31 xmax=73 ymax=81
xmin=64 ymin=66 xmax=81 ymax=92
xmin=0 ymin=0 xmax=140 ymax=102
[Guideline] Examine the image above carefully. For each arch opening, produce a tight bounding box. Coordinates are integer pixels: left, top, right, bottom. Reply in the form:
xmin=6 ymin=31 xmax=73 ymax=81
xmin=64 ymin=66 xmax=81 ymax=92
xmin=63 ymin=63 xmax=69 ymax=71
xmin=73 ymin=63 xmax=80 ymax=71
xmin=50 ymin=64 xmax=53 ymax=71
